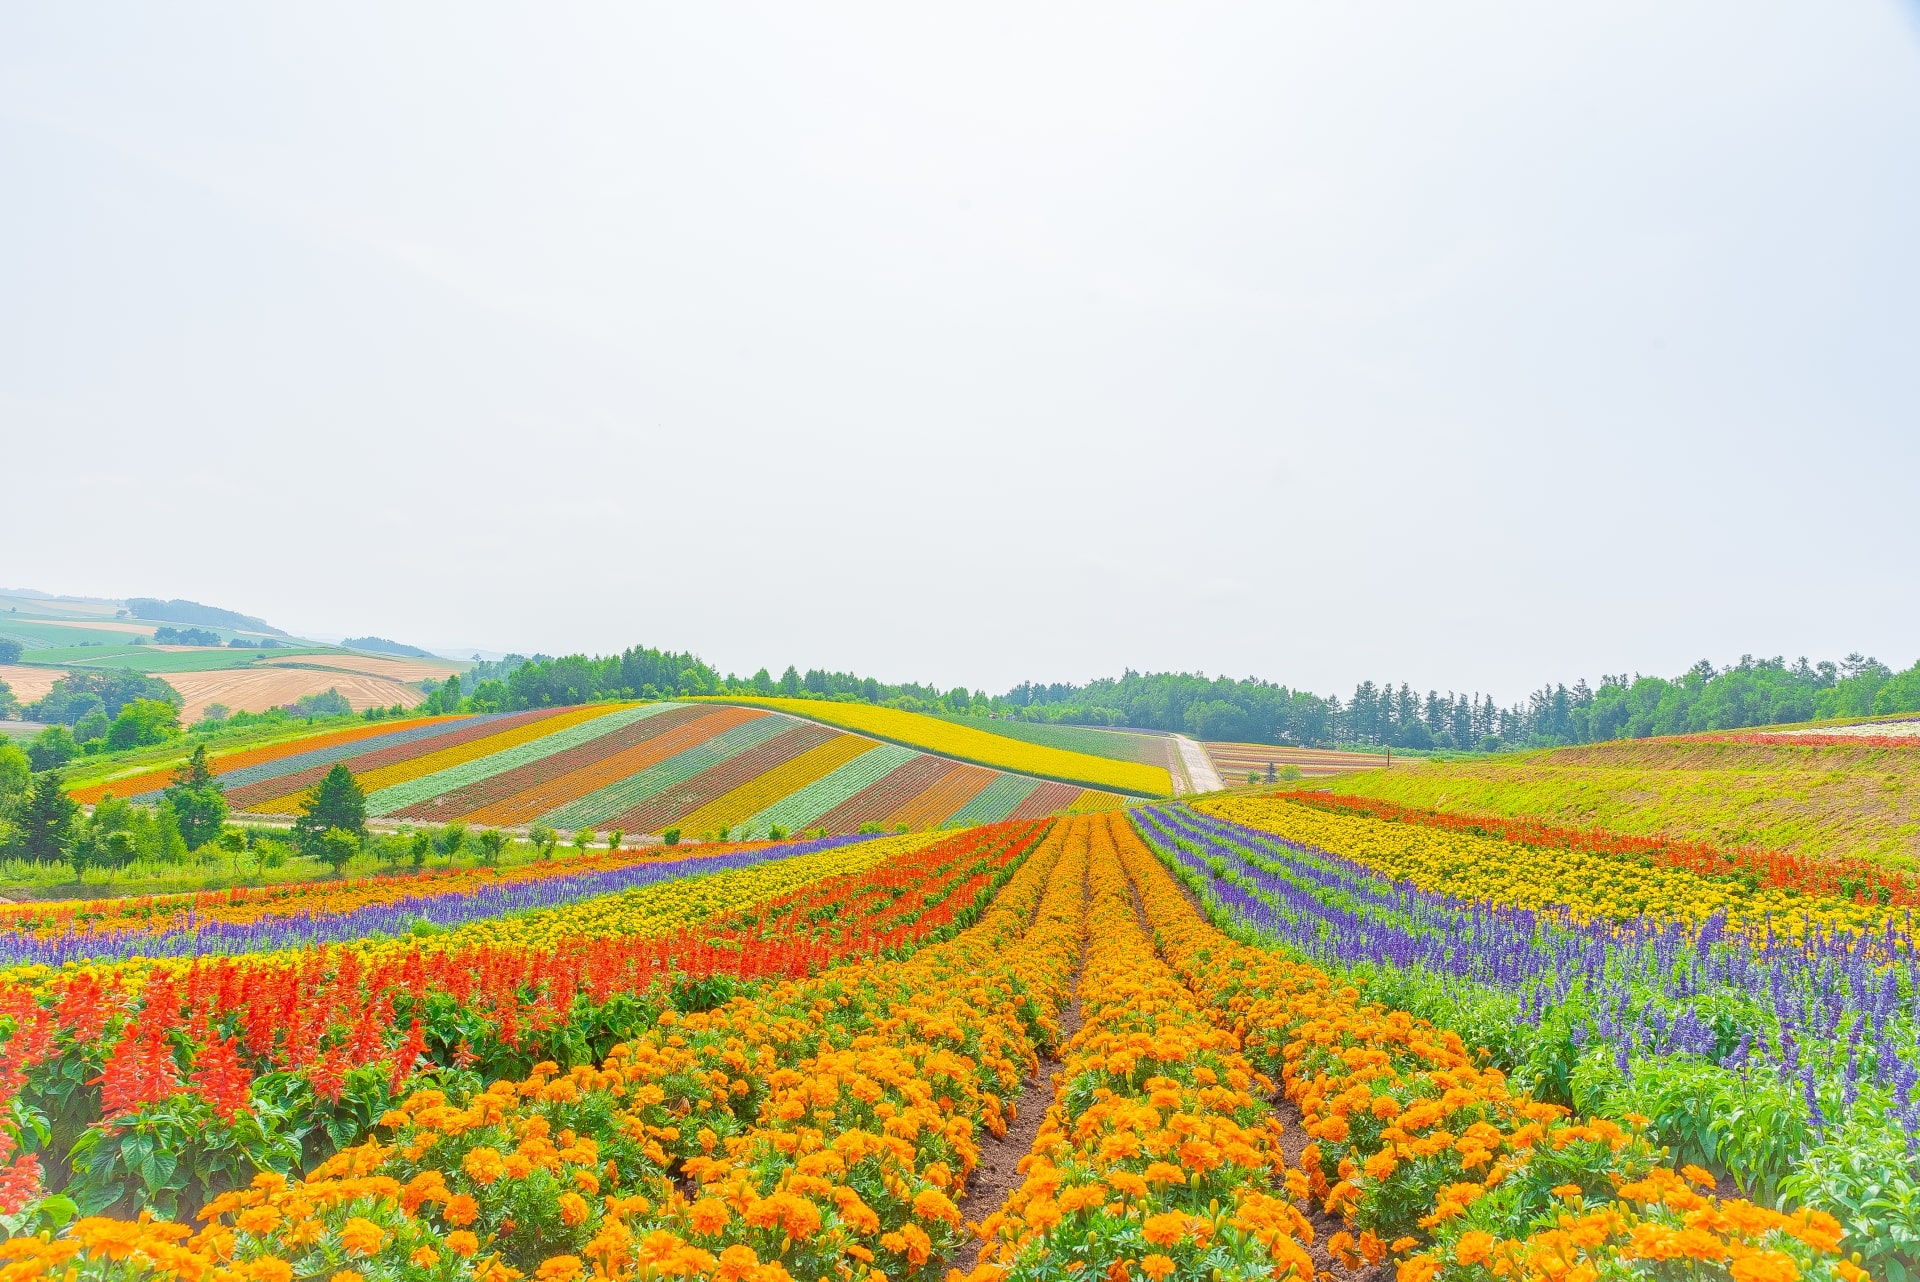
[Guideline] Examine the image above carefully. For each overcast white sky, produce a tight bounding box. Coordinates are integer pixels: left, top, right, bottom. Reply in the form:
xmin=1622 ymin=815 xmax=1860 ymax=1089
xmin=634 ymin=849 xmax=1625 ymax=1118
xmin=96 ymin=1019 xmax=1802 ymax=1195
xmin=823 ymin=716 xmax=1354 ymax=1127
xmin=3 ymin=4 xmax=1917 ymax=699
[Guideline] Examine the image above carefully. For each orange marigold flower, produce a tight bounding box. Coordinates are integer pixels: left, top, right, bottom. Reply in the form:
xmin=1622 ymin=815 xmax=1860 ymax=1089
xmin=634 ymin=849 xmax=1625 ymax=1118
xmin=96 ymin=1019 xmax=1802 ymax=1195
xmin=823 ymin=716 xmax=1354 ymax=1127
xmin=535 ymin=1256 xmax=583 ymax=1282
xmin=235 ymin=1206 xmax=283 ymax=1234
xmin=338 ymin=1218 xmax=384 ymax=1257
xmin=464 ymin=1147 xmax=507 ymax=1185
xmin=447 ymin=1231 xmax=480 ymax=1258
xmin=913 ymin=1188 xmax=961 ymax=1226
xmin=558 ymin=1192 xmax=591 ymax=1228
xmin=411 ymin=1248 xmax=439 ymax=1267
xmin=1140 ymin=1254 xmax=1176 ymax=1281
xmin=331 ymin=1272 xmax=363 ymax=1282
xmin=1454 ymin=1230 xmax=1495 ymax=1267
xmin=1142 ymin=1213 xmax=1188 ymax=1249
xmin=688 ymin=1198 xmax=731 ymax=1235
xmin=1728 ymin=1252 xmax=1801 ymax=1282
xmin=1681 ymin=1165 xmax=1716 ymax=1188
xmin=243 ymin=1257 xmax=294 ymax=1282
xmin=444 ymin=1194 xmax=480 ymax=1228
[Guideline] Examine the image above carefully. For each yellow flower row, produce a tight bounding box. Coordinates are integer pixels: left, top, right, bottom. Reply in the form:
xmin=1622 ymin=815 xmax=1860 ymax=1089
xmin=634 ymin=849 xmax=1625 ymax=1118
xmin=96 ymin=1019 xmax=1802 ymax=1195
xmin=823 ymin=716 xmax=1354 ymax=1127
xmin=670 ymin=735 xmax=873 ymax=838
xmin=967 ymin=813 xmax=1313 ymax=1282
xmin=698 ymin=698 xmax=1175 ymax=798
xmin=1197 ymin=796 xmax=1897 ymax=933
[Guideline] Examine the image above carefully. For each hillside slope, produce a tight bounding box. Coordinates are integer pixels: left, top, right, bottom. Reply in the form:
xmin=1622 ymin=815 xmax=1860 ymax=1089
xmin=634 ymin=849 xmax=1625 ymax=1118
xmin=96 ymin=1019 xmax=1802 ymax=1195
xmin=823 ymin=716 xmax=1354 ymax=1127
xmin=699 ymin=697 xmax=1173 ymax=797
xmin=1320 ymin=734 xmax=1920 ymax=866
xmin=72 ymin=702 xmax=1127 ymax=838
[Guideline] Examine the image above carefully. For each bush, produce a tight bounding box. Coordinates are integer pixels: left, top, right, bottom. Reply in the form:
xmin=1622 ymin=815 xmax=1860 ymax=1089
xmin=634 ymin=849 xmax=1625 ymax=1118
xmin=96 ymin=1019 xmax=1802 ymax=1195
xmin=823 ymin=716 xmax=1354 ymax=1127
xmin=661 ymin=828 xmax=681 ymax=846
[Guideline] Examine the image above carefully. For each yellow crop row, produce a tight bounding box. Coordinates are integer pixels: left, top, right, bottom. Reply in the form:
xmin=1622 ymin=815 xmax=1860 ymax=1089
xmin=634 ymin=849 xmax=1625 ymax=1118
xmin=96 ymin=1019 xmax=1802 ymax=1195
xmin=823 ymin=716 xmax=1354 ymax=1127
xmin=703 ymin=699 xmax=1174 ymax=798
xmin=671 ymin=735 xmax=873 ymax=837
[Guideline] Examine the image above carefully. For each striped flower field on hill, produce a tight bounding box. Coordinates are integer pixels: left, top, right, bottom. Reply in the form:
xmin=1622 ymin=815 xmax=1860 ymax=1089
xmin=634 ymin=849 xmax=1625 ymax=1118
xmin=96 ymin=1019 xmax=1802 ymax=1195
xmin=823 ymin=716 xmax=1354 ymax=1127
xmin=72 ymin=701 xmax=1127 ymax=837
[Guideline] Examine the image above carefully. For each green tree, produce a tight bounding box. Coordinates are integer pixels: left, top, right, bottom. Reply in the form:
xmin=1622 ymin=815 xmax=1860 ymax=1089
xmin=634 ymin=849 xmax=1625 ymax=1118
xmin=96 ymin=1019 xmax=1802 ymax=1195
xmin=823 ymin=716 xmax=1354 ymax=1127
xmin=605 ymin=828 xmax=624 ymax=852
xmin=164 ymin=744 xmax=228 ymax=851
xmin=528 ymin=824 xmax=558 ymax=859
xmin=0 ymin=638 xmax=21 ymax=663
xmin=0 ymin=741 xmax=30 ymax=810
xmin=317 ymin=827 xmax=361 ymax=877
xmin=661 ymin=827 xmax=681 ymax=846
xmin=573 ymin=827 xmax=595 ymax=852
xmin=27 ymin=726 xmax=76 ymax=772
xmin=21 ymin=772 xmax=77 ymax=864
xmin=475 ymin=828 xmax=509 ymax=866
xmin=435 ymin=822 xmax=467 ymax=864
xmin=292 ymin=764 xmax=367 ymax=855
xmin=410 ymin=830 xmax=432 ymax=870
xmin=106 ymin=698 xmax=182 ymax=750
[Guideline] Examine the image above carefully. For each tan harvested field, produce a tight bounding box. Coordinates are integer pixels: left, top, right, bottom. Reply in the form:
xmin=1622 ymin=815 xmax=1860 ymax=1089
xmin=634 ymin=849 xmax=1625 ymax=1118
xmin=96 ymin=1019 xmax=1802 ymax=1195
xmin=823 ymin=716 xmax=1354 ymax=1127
xmin=263 ymin=653 xmax=459 ymax=682
xmin=1203 ymin=740 xmax=1409 ymax=780
xmin=158 ymin=668 xmax=427 ymax=722
xmin=0 ymin=665 xmax=64 ymax=704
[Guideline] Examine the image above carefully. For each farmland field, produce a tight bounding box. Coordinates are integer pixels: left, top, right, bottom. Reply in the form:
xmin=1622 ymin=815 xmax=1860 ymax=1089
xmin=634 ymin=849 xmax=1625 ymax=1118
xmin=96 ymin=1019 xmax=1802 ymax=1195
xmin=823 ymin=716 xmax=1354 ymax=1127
xmin=0 ymin=808 xmax=1878 ymax=1282
xmin=706 ymin=696 xmax=1175 ymax=797
xmin=926 ymin=714 xmax=1180 ymax=768
xmin=1202 ymin=739 xmax=1404 ymax=781
xmin=0 ymin=664 xmax=63 ymax=704
xmin=158 ymin=666 xmax=429 ymax=721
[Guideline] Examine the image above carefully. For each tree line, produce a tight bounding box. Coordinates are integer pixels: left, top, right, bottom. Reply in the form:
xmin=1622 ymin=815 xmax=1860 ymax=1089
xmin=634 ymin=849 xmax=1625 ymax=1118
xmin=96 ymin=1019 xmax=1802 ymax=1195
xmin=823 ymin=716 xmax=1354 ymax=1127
xmin=420 ymin=643 xmax=1920 ymax=752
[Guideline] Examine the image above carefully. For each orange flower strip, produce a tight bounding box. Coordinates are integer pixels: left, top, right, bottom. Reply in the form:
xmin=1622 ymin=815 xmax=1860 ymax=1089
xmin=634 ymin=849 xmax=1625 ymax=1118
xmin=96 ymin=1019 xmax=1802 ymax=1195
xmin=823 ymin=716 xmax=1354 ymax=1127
xmin=966 ymin=813 xmax=1313 ymax=1282
xmin=1111 ymin=817 xmax=1865 ymax=1282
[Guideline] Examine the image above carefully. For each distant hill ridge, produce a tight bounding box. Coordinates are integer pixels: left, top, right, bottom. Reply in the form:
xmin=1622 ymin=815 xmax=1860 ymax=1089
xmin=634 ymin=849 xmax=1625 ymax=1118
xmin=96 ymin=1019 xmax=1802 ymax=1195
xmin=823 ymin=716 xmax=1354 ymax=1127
xmin=125 ymin=598 xmax=286 ymax=636
xmin=343 ymin=636 xmax=434 ymax=658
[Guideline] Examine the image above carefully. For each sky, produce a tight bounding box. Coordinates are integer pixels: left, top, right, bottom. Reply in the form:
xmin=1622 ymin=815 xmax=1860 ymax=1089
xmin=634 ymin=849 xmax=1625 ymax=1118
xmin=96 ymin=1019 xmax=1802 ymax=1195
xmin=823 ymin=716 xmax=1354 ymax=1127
xmin=3 ymin=4 xmax=1917 ymax=702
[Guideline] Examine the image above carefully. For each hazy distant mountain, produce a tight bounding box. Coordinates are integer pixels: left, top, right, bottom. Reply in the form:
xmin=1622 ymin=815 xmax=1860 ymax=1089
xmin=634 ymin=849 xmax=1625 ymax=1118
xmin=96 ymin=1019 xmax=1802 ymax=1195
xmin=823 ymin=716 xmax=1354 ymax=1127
xmin=343 ymin=635 xmax=434 ymax=658
xmin=125 ymin=598 xmax=286 ymax=636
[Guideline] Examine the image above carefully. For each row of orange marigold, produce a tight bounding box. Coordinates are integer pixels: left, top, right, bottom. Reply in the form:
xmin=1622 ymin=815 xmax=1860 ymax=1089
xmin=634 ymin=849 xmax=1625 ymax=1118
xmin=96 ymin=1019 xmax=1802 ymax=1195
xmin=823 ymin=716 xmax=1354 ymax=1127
xmin=1112 ymin=817 xmax=1868 ymax=1282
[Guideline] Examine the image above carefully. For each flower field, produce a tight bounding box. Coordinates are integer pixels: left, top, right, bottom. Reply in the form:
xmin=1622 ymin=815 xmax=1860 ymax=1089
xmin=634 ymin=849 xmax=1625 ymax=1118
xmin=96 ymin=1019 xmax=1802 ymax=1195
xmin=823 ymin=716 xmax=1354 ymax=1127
xmin=1 ymin=793 xmax=1905 ymax=1279
xmin=66 ymin=703 xmax=1127 ymax=838
xmin=696 ymin=698 xmax=1176 ymax=798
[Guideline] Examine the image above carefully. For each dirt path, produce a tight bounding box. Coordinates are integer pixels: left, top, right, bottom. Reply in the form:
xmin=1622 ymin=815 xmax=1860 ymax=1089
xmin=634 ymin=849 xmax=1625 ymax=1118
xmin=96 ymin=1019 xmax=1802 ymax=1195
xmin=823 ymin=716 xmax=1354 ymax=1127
xmin=1173 ymin=734 xmax=1223 ymax=793
xmin=950 ymin=865 xmax=1089 ymax=1276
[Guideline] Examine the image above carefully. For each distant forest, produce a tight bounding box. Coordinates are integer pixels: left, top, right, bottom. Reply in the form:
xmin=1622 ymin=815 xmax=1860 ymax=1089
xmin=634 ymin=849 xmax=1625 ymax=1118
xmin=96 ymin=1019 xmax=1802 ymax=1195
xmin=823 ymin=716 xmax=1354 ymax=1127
xmin=447 ymin=645 xmax=1920 ymax=753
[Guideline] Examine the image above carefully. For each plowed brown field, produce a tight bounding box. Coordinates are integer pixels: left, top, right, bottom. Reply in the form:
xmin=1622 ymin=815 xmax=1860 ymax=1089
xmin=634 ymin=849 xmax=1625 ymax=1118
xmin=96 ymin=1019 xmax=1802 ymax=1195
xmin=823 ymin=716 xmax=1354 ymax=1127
xmin=262 ymin=653 xmax=459 ymax=682
xmin=0 ymin=666 xmax=63 ymax=705
xmin=158 ymin=668 xmax=426 ymax=722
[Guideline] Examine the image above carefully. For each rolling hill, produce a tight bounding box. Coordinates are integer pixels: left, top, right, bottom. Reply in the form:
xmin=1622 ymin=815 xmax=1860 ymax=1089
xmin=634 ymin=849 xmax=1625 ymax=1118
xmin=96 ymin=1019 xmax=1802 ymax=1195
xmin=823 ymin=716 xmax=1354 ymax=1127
xmin=69 ymin=701 xmax=1129 ymax=837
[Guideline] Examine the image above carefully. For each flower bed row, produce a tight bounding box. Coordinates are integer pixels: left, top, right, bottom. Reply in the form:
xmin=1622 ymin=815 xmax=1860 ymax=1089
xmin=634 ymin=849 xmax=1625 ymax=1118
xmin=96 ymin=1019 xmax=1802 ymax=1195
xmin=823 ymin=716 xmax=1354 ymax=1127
xmin=386 ymin=704 xmax=712 ymax=825
xmin=735 ymin=745 xmax=919 ymax=840
xmin=219 ymin=712 xmax=560 ymax=811
xmin=539 ymin=715 xmax=790 ymax=831
xmin=1199 ymin=796 xmax=1899 ymax=935
xmin=423 ymin=707 xmax=766 ymax=828
xmin=969 ymin=812 xmax=1314 ymax=1282
xmin=0 ymin=824 xmax=1046 ymax=1221
xmin=607 ymin=723 xmax=843 ymax=834
xmin=1114 ymin=813 xmax=1867 ymax=1282
xmin=1266 ymin=789 xmax=1917 ymax=911
xmin=67 ymin=715 xmax=483 ymax=807
xmin=0 ymin=821 xmax=1084 ymax=1282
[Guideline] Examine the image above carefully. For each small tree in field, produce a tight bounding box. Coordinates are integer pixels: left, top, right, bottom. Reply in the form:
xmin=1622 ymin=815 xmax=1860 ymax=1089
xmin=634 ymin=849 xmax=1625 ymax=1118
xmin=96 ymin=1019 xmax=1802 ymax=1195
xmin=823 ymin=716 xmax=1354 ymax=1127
xmin=662 ymin=828 xmax=681 ymax=846
xmin=165 ymin=744 xmax=228 ymax=851
xmin=573 ymin=827 xmax=596 ymax=853
xmin=475 ymin=828 xmax=509 ymax=866
xmin=410 ymin=830 xmax=432 ymax=870
xmin=528 ymin=824 xmax=558 ymax=859
xmin=318 ymin=827 xmax=360 ymax=877
xmin=293 ymin=765 xmax=366 ymax=857
xmin=435 ymin=822 xmax=467 ymax=865
xmin=605 ymin=829 xmax=624 ymax=852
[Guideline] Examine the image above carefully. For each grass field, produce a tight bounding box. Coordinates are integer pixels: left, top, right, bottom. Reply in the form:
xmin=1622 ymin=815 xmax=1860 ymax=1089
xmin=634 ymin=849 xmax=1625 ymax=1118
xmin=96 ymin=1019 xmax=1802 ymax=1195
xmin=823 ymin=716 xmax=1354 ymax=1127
xmin=1318 ymin=734 xmax=1920 ymax=866
xmin=707 ymin=697 xmax=1175 ymax=796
